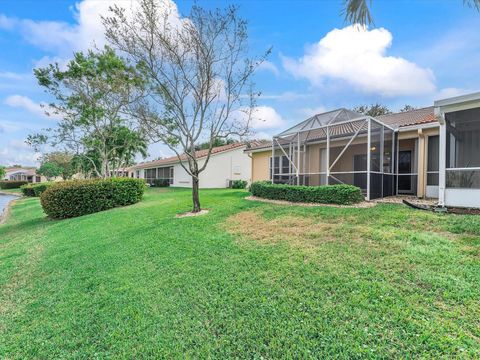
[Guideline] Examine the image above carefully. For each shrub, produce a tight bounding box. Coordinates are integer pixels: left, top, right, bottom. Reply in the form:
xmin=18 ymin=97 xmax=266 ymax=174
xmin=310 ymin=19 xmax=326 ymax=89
xmin=21 ymin=182 xmax=54 ymax=197
xmin=231 ymin=180 xmax=248 ymax=189
xmin=0 ymin=180 xmax=28 ymax=189
xmin=40 ymin=178 xmax=146 ymax=219
xmin=20 ymin=184 xmax=36 ymax=196
xmin=249 ymin=181 xmax=364 ymax=205
xmin=153 ymin=179 xmax=170 ymax=187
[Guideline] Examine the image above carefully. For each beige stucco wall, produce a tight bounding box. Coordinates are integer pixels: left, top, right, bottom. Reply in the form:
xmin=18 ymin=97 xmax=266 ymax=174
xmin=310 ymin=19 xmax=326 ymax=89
xmin=251 ymin=150 xmax=270 ymax=182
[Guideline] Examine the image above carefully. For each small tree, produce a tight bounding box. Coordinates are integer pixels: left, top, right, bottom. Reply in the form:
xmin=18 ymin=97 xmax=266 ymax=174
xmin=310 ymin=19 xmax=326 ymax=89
xmin=399 ymin=105 xmax=417 ymax=113
xmin=104 ymin=1 xmax=267 ymax=212
xmin=30 ymin=47 xmax=147 ymax=178
xmin=37 ymin=162 xmax=63 ymax=181
xmin=352 ymin=103 xmax=391 ymax=117
xmin=0 ymin=166 xmax=6 ymax=180
xmin=195 ymin=137 xmax=238 ymax=151
xmin=40 ymin=152 xmax=75 ymax=180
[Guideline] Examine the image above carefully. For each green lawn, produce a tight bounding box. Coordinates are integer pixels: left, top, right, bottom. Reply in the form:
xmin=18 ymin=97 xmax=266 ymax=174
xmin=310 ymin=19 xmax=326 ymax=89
xmin=1 ymin=188 xmax=479 ymax=358
xmin=0 ymin=188 xmax=22 ymax=195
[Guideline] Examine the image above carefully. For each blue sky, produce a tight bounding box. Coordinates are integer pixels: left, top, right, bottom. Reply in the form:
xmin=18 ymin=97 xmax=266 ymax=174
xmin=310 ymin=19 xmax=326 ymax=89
xmin=1 ymin=0 xmax=479 ymax=166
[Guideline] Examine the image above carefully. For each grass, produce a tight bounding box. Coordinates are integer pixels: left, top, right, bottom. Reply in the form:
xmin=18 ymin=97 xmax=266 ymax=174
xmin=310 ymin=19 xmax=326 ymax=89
xmin=1 ymin=187 xmax=479 ymax=358
xmin=0 ymin=188 xmax=22 ymax=195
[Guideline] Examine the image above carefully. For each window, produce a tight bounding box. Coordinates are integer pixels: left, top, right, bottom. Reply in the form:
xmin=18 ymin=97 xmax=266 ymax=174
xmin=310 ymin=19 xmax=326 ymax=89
xmin=427 ymin=135 xmax=439 ymax=186
xmin=144 ymin=167 xmax=174 ymax=185
xmin=281 ymin=155 xmax=289 ymax=174
xmin=445 ymin=107 xmax=480 ymax=188
xmin=157 ymin=167 xmax=174 ymax=184
xmin=270 ymin=155 xmax=294 ymax=184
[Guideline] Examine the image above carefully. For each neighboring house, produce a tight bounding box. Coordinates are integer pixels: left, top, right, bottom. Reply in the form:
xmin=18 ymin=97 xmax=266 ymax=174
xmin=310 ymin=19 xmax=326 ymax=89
xmin=129 ymin=142 xmax=253 ymax=188
xmin=3 ymin=167 xmax=45 ymax=183
xmin=246 ymin=92 xmax=480 ymax=208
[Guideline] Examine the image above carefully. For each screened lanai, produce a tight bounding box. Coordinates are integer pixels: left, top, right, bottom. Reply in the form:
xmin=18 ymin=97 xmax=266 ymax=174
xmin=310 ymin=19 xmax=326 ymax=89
xmin=271 ymin=108 xmax=396 ymax=200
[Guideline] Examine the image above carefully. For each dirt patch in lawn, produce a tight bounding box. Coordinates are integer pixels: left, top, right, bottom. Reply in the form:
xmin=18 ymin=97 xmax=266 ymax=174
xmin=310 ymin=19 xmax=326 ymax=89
xmin=176 ymin=209 xmax=210 ymax=218
xmin=226 ymin=210 xmax=339 ymax=249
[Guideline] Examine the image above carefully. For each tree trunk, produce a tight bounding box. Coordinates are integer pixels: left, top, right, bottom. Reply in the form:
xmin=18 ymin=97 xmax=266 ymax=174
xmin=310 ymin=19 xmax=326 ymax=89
xmin=192 ymin=175 xmax=201 ymax=213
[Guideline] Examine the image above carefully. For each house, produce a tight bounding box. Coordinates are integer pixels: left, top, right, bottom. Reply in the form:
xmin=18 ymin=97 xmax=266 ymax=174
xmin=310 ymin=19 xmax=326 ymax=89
xmin=3 ymin=167 xmax=45 ymax=183
xmin=246 ymin=92 xmax=480 ymax=208
xmin=128 ymin=142 xmax=253 ymax=188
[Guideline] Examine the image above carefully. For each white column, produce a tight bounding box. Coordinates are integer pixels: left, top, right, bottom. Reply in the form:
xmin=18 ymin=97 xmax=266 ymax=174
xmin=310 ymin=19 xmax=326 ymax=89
xmin=326 ymin=126 xmax=330 ymax=185
xmin=297 ymin=133 xmax=300 ymax=185
xmin=438 ymin=118 xmax=447 ymax=206
xmin=367 ymin=118 xmax=371 ymax=200
xmin=380 ymin=124 xmax=384 ymax=198
xmin=271 ymin=138 xmax=275 ymax=184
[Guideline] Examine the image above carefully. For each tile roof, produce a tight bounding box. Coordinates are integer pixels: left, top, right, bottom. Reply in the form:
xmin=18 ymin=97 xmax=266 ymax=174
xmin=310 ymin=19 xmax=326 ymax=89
xmin=5 ymin=167 xmax=37 ymax=175
xmin=377 ymin=106 xmax=436 ymax=128
xmin=133 ymin=142 xmax=247 ymax=169
xmin=246 ymin=107 xmax=438 ymax=151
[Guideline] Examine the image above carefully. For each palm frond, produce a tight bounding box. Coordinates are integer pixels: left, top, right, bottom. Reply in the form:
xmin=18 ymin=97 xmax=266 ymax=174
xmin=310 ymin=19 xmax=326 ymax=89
xmin=464 ymin=0 xmax=480 ymax=10
xmin=343 ymin=0 xmax=373 ymax=25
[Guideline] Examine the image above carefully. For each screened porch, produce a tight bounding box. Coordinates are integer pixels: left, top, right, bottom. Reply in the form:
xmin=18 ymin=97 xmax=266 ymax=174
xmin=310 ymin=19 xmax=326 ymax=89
xmin=270 ymin=109 xmax=398 ymax=200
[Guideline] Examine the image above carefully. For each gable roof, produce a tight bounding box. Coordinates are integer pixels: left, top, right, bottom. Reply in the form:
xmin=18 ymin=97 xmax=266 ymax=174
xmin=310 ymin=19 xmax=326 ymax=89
xmin=132 ymin=142 xmax=247 ymax=169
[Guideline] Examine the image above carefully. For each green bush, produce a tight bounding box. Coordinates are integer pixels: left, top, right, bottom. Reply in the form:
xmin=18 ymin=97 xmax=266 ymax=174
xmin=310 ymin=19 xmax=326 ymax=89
xmin=231 ymin=180 xmax=248 ymax=189
xmin=250 ymin=181 xmax=364 ymax=205
xmin=20 ymin=184 xmax=36 ymax=196
xmin=21 ymin=182 xmax=54 ymax=197
xmin=40 ymin=178 xmax=146 ymax=219
xmin=153 ymin=179 xmax=170 ymax=187
xmin=0 ymin=180 xmax=28 ymax=189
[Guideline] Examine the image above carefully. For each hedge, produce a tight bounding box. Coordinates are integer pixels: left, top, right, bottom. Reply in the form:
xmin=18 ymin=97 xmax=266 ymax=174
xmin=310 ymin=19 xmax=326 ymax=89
xmin=21 ymin=182 xmax=54 ymax=197
xmin=231 ymin=180 xmax=248 ymax=189
xmin=40 ymin=178 xmax=146 ymax=219
xmin=0 ymin=180 xmax=28 ymax=189
xmin=249 ymin=181 xmax=364 ymax=205
xmin=153 ymin=179 xmax=170 ymax=187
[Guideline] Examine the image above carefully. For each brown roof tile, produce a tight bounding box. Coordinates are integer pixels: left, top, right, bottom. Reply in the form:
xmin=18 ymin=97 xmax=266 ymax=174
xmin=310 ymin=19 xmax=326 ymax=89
xmin=377 ymin=106 xmax=437 ymax=128
xmin=134 ymin=142 xmax=247 ymax=169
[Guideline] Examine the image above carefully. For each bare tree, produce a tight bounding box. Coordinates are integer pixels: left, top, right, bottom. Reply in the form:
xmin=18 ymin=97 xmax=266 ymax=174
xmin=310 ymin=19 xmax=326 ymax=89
xmin=104 ymin=1 xmax=268 ymax=212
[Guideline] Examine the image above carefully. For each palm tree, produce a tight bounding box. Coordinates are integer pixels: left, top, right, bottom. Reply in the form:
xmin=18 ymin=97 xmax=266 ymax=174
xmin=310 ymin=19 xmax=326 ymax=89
xmin=344 ymin=0 xmax=480 ymax=25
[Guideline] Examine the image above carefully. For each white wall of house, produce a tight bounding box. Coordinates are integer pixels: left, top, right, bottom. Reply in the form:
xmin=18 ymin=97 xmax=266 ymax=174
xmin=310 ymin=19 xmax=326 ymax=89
xmin=136 ymin=145 xmax=252 ymax=189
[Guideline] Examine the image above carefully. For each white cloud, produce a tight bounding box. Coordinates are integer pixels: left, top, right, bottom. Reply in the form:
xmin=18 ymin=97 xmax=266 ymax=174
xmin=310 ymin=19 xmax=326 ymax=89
xmin=0 ymin=14 xmax=16 ymax=30
xmin=250 ymin=106 xmax=285 ymax=130
xmin=0 ymin=139 xmax=40 ymax=166
xmin=0 ymin=120 xmax=22 ymax=134
xmin=299 ymin=106 xmax=327 ymax=117
xmin=231 ymin=105 xmax=285 ymax=131
xmin=282 ymin=25 xmax=436 ymax=97
xmin=1 ymin=0 xmax=182 ymax=60
xmin=259 ymin=91 xmax=311 ymax=102
xmin=4 ymin=95 xmax=61 ymax=120
xmin=435 ymin=87 xmax=472 ymax=101
xmin=257 ymin=61 xmax=279 ymax=76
